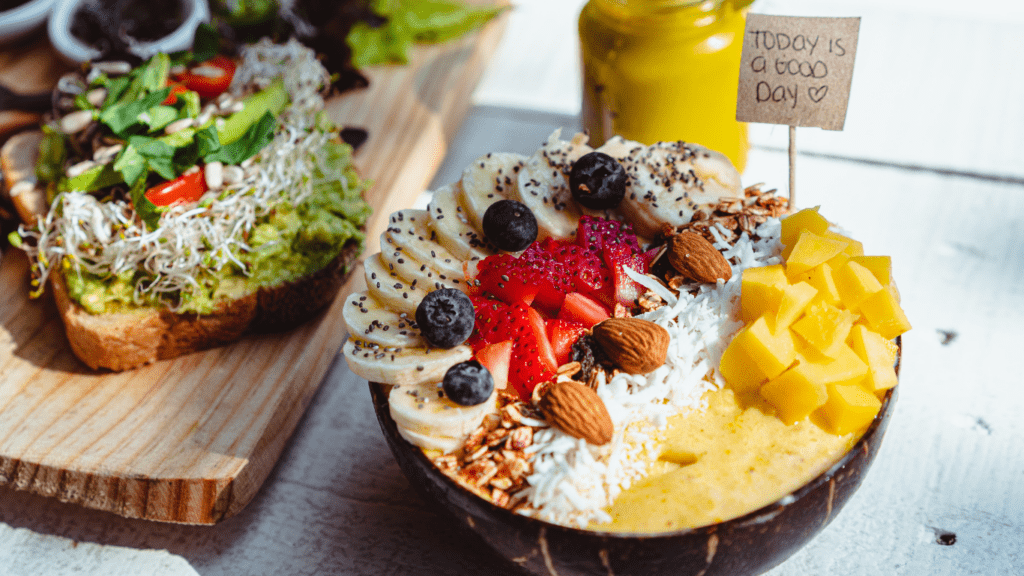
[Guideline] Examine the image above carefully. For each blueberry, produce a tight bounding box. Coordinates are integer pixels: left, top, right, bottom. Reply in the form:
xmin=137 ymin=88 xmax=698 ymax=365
xmin=482 ymin=199 xmax=538 ymax=252
xmin=442 ymin=360 xmax=494 ymax=406
xmin=415 ymin=288 xmax=475 ymax=348
xmin=569 ymin=152 xmax=627 ymax=210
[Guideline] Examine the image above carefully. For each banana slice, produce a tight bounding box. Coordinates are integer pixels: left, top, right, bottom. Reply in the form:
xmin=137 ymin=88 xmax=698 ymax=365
xmin=427 ymin=181 xmax=496 ymax=262
xmin=617 ymin=141 xmax=742 ymax=238
xmin=395 ymin=426 xmax=465 ymax=454
xmin=383 ymin=209 xmax=466 ymax=283
xmin=390 ymin=383 xmax=497 ymax=443
xmin=514 ymin=129 xmax=591 ymax=239
xmin=342 ymin=291 xmax=424 ymax=348
xmin=380 ymin=244 xmax=460 ymax=293
xmin=595 ymin=135 xmax=644 ymax=161
xmin=458 ymin=151 xmax=526 ymax=232
xmin=343 ymin=338 xmax=471 ymax=387
xmin=364 ymin=252 xmax=429 ymax=314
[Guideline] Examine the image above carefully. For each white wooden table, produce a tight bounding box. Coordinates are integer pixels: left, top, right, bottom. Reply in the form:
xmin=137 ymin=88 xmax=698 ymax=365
xmin=2 ymin=0 xmax=1023 ymax=574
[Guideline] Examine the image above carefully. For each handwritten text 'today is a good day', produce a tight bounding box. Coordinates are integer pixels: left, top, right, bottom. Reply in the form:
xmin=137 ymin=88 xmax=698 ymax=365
xmin=746 ymin=30 xmax=851 ymax=109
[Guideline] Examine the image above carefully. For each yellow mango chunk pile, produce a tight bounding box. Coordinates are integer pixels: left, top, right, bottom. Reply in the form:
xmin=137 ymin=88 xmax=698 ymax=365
xmin=721 ymin=207 xmax=911 ymax=434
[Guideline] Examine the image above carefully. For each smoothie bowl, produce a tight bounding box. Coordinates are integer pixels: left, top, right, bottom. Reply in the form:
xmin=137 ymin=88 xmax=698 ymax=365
xmin=345 ymin=131 xmax=909 ymax=575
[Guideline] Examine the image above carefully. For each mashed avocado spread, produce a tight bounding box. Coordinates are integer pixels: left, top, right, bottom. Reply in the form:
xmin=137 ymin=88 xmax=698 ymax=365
xmin=65 ymin=140 xmax=370 ymax=315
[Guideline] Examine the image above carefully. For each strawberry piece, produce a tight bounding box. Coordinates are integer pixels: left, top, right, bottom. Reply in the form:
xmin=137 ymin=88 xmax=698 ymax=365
xmin=558 ymin=292 xmax=611 ymax=328
xmin=467 ymin=295 xmax=511 ymax=350
xmin=475 ymin=340 xmax=513 ymax=390
xmin=508 ymin=303 xmax=557 ymax=401
xmin=469 ymin=297 xmax=554 ymax=401
xmin=473 ymin=253 xmax=541 ymax=306
xmin=475 ymin=246 xmax=572 ymax=311
xmin=603 ymin=243 xmax=648 ymax=307
xmin=524 ymin=305 xmax=558 ymax=373
xmin=546 ymin=319 xmax=588 ymax=365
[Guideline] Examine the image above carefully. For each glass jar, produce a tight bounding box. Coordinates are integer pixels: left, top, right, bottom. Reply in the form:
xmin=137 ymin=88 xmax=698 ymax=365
xmin=579 ymin=0 xmax=752 ymax=171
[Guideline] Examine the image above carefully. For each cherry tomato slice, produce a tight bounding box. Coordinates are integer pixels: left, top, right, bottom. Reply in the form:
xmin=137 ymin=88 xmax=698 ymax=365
xmin=144 ymin=169 xmax=208 ymax=206
xmin=177 ymin=55 xmax=237 ymax=100
xmin=162 ymin=83 xmax=189 ymax=105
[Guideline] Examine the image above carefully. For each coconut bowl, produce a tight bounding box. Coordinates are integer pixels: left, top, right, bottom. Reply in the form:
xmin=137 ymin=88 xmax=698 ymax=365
xmin=369 ymin=340 xmax=900 ymax=576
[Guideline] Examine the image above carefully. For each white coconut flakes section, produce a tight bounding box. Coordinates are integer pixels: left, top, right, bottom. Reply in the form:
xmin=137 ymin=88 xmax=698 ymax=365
xmin=516 ymin=219 xmax=785 ymax=528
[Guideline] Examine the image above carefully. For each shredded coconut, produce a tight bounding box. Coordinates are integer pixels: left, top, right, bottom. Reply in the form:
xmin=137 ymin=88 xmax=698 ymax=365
xmin=515 ymin=218 xmax=785 ymax=528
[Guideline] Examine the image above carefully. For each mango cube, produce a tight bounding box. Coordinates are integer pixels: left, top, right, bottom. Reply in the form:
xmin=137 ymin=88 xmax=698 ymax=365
xmin=781 ymin=207 xmax=829 ymax=258
xmin=720 ymin=316 xmax=796 ymax=395
xmin=858 ymin=284 xmax=912 ymax=339
xmin=802 ymin=344 xmax=870 ymax=387
xmin=760 ymin=362 xmax=829 ymax=425
xmin=848 ymin=325 xmax=898 ymax=393
xmin=775 ymin=281 xmax=818 ymax=330
xmin=791 ymin=301 xmax=858 ymax=359
xmin=822 ymin=230 xmax=865 ymax=257
xmin=818 ymin=382 xmax=882 ymax=435
xmin=786 ymin=231 xmax=849 ymax=278
xmin=806 ymin=262 xmax=842 ymax=307
xmin=834 ymin=260 xmax=884 ymax=311
xmin=825 ymin=252 xmax=851 ymax=272
xmin=741 ymin=265 xmax=787 ymax=323
xmin=849 ymin=255 xmax=892 ymax=286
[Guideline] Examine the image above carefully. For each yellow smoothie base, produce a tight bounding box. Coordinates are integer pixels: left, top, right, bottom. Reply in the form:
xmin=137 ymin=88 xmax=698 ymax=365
xmin=591 ymin=387 xmax=857 ymax=533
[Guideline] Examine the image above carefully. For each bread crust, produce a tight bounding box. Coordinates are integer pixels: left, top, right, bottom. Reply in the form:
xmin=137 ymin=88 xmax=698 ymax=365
xmin=3 ymin=131 xmax=362 ymax=371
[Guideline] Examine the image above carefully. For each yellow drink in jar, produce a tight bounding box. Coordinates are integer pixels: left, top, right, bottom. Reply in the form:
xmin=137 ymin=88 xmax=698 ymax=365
xmin=579 ymin=0 xmax=752 ymax=171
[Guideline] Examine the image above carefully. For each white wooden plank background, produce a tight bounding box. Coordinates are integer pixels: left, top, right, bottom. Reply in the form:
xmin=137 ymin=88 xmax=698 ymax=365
xmin=2 ymin=0 xmax=1023 ymax=573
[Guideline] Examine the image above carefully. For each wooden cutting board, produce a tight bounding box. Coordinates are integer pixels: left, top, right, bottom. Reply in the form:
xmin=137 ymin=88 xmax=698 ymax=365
xmin=0 ymin=16 xmax=507 ymax=524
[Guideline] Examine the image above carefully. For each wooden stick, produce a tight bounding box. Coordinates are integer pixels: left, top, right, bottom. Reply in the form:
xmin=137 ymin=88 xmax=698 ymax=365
xmin=788 ymin=125 xmax=796 ymax=208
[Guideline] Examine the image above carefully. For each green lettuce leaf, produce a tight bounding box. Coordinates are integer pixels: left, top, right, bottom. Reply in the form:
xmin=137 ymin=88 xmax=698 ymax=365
xmin=203 ymin=111 xmax=276 ymax=165
xmin=348 ymin=0 xmax=505 ymax=68
xmin=100 ymin=87 xmax=172 ymax=135
xmin=114 ymin=136 xmax=177 ymax=187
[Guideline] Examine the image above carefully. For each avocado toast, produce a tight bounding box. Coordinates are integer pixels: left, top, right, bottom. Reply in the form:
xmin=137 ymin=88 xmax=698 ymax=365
xmin=4 ymin=39 xmax=371 ymax=370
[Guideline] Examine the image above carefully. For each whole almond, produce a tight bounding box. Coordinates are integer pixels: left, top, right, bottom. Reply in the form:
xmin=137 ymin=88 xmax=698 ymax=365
xmin=592 ymin=317 xmax=669 ymax=374
xmin=538 ymin=379 xmax=613 ymax=445
xmin=667 ymin=231 xmax=732 ymax=283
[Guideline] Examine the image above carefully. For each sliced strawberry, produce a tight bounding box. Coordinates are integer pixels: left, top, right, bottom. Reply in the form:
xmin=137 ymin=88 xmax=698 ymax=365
xmin=524 ymin=305 xmax=558 ymax=373
xmin=475 ymin=340 xmax=513 ymax=390
xmin=467 ymin=295 xmax=513 ymax=350
xmin=507 ymin=303 xmax=556 ymax=400
xmin=546 ymin=319 xmax=588 ymax=365
xmin=470 ymin=297 xmax=554 ymax=401
xmin=558 ymin=292 xmax=611 ymax=328
xmin=602 ymin=243 xmax=648 ymax=307
xmin=473 ymin=254 xmax=539 ymax=305
xmin=474 ymin=249 xmax=569 ymax=310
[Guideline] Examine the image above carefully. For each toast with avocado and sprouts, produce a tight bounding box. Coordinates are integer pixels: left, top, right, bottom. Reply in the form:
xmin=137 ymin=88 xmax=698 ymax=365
xmin=3 ymin=39 xmax=371 ymax=371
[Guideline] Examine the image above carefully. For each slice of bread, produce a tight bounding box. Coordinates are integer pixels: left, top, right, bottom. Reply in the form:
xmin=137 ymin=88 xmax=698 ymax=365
xmin=2 ymin=131 xmax=362 ymax=371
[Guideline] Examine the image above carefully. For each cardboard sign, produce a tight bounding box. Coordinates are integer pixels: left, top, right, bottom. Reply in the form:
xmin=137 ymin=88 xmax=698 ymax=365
xmin=736 ymin=15 xmax=860 ymax=131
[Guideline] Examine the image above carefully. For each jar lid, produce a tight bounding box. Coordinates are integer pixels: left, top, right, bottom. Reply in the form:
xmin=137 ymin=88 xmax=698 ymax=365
xmin=604 ymin=0 xmax=755 ymax=9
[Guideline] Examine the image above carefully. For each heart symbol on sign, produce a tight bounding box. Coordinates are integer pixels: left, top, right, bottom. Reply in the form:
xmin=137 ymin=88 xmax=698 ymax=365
xmin=808 ymin=86 xmax=828 ymax=103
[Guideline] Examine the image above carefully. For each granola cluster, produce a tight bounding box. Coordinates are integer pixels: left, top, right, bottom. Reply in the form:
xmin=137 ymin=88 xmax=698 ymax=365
xmin=677 ymin=183 xmax=788 ymax=244
xmin=433 ymin=402 xmax=540 ymax=509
